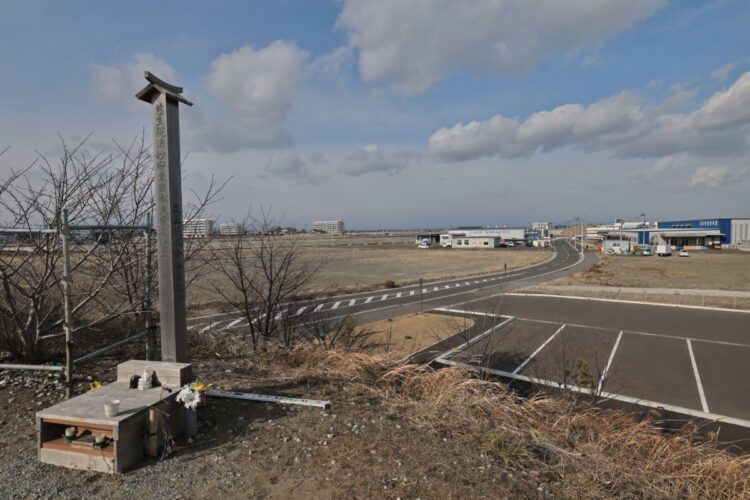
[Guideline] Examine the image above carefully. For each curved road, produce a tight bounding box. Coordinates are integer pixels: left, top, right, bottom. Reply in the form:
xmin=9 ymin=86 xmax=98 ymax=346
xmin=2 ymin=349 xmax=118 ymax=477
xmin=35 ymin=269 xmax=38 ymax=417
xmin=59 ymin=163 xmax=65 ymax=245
xmin=187 ymin=239 xmax=596 ymax=331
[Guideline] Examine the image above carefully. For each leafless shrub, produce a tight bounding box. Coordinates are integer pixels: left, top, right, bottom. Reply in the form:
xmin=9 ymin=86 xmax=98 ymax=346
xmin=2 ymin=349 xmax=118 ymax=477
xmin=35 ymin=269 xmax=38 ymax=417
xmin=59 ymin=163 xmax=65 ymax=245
xmin=299 ymin=311 xmax=379 ymax=352
xmin=0 ymin=136 xmax=222 ymax=361
xmin=202 ymin=209 xmax=323 ymax=351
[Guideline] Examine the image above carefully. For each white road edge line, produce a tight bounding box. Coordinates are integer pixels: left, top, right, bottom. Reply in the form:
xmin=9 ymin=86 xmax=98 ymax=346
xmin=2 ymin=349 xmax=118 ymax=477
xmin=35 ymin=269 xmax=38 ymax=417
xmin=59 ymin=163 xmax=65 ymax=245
xmin=433 ymin=357 xmax=750 ymax=429
xmin=512 ymin=324 xmax=566 ymax=375
xmin=687 ymin=339 xmax=710 ymax=413
xmin=505 ymin=292 xmax=750 ymax=314
xmin=597 ymin=330 xmax=623 ymax=395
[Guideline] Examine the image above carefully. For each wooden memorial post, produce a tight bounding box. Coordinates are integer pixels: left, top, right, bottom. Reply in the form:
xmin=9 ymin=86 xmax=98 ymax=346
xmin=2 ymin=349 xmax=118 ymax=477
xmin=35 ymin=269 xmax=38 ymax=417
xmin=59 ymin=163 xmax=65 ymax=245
xmin=136 ymin=72 xmax=193 ymax=362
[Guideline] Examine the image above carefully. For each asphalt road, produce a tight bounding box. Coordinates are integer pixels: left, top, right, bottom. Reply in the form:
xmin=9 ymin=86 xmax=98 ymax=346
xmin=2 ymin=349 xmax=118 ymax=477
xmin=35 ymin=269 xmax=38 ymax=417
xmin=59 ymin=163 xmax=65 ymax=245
xmin=188 ymin=239 xmax=595 ymax=332
xmin=435 ymin=295 xmax=750 ymax=428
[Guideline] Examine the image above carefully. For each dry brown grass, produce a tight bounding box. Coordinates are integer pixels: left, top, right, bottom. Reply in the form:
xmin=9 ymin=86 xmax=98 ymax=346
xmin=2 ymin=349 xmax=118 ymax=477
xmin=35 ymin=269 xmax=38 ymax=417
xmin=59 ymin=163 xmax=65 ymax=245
xmin=362 ymin=313 xmax=474 ymax=356
xmin=554 ymin=251 xmax=750 ymax=291
xmin=270 ymin=344 xmax=750 ymax=498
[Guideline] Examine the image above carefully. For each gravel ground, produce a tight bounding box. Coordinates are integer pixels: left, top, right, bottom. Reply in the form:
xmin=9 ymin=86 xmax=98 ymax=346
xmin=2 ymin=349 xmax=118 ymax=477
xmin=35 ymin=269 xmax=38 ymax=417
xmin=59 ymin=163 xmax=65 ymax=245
xmin=0 ymin=355 xmax=525 ymax=499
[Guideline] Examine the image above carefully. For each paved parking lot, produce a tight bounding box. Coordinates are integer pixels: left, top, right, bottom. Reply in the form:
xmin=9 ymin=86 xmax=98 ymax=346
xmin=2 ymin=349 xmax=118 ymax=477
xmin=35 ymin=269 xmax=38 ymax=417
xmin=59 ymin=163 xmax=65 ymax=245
xmin=434 ymin=302 xmax=750 ymax=427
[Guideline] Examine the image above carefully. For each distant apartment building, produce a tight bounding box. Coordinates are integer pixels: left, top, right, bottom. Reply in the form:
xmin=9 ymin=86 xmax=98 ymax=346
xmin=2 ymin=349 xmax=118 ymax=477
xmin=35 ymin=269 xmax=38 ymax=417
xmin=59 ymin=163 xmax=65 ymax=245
xmin=219 ymin=223 xmax=244 ymax=236
xmin=312 ymin=220 xmax=344 ymax=234
xmin=183 ymin=219 xmax=214 ymax=238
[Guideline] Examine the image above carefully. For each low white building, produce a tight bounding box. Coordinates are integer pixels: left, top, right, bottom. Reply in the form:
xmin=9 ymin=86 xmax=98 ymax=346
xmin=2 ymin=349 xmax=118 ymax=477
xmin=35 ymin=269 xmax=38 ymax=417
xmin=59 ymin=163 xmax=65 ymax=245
xmin=183 ymin=219 xmax=214 ymax=238
xmin=313 ymin=220 xmax=344 ymax=234
xmin=219 ymin=223 xmax=244 ymax=236
xmin=448 ymin=228 xmax=526 ymax=241
xmin=453 ymin=236 xmax=501 ymax=248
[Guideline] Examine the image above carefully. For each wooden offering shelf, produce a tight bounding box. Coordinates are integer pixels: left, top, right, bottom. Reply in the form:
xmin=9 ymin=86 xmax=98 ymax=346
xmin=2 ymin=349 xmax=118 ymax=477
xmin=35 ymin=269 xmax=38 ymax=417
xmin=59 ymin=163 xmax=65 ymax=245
xmin=36 ymin=360 xmax=191 ymax=473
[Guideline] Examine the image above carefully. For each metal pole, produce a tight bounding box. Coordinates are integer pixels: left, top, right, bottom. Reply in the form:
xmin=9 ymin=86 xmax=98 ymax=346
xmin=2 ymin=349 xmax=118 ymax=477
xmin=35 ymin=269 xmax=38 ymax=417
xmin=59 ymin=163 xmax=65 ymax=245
xmin=144 ymin=212 xmax=155 ymax=361
xmin=61 ymin=209 xmax=74 ymax=399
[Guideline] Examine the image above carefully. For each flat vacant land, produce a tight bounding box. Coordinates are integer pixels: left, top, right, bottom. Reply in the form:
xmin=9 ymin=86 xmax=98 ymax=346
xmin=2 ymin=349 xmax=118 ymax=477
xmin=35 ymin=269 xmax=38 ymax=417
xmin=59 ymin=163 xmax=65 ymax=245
xmin=552 ymin=251 xmax=750 ymax=291
xmin=301 ymin=246 xmax=551 ymax=295
xmin=363 ymin=313 xmax=474 ymax=356
xmin=189 ymin=240 xmax=551 ymax=308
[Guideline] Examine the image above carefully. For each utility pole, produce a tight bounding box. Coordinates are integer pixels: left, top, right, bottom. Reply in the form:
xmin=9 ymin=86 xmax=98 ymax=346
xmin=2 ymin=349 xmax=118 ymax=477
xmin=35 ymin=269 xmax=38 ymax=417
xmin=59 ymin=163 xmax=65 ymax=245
xmin=61 ymin=209 xmax=74 ymax=399
xmin=136 ymin=72 xmax=193 ymax=362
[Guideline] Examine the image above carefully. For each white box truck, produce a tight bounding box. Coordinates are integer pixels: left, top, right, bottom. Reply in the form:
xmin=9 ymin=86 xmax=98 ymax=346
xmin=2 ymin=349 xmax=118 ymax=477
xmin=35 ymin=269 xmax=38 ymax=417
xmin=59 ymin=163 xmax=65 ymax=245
xmin=656 ymin=245 xmax=672 ymax=256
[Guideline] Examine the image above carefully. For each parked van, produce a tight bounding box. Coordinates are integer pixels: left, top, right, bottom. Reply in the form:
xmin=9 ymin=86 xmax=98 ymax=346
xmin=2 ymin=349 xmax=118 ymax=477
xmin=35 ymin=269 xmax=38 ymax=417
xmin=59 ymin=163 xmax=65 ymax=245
xmin=656 ymin=245 xmax=672 ymax=256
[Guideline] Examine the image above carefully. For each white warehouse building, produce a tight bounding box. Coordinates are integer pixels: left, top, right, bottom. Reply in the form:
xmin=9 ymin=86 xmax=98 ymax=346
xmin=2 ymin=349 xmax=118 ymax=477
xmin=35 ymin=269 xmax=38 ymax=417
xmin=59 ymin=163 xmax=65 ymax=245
xmin=313 ymin=220 xmax=345 ymax=234
xmin=183 ymin=219 xmax=214 ymax=238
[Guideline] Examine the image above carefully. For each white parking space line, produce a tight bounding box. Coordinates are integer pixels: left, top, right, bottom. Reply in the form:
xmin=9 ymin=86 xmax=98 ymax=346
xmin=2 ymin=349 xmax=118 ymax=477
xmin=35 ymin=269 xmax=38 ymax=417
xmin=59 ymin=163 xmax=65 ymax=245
xmin=512 ymin=324 xmax=566 ymax=375
xmin=187 ymin=325 xmax=197 ymax=331
xmin=274 ymin=312 xmax=283 ymax=320
xmin=332 ymin=301 xmax=341 ymax=310
xmin=347 ymin=299 xmax=356 ymax=307
xmin=296 ymin=306 xmax=307 ymax=316
xmin=444 ymin=285 xmax=450 ymax=289
xmin=433 ymin=286 xmax=439 ymax=291
xmin=381 ymin=294 xmax=388 ymax=301
xmin=597 ymin=331 xmax=623 ymax=395
xmin=687 ymin=339 xmax=710 ymax=413
xmin=225 ymin=318 xmax=243 ymax=329
xmin=365 ymin=296 xmax=374 ymax=304
xmin=422 ymin=288 xmax=428 ymax=293
xmin=314 ymin=303 xmax=324 ymax=312
xmin=410 ymin=290 xmax=415 ymax=296
xmin=464 ymin=282 xmax=470 ymax=285
xmin=396 ymin=292 xmax=402 ymax=298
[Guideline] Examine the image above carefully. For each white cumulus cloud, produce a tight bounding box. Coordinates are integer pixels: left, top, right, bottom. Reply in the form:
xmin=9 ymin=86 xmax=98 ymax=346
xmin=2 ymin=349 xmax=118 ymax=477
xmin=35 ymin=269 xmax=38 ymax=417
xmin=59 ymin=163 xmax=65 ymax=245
xmin=193 ymin=41 xmax=309 ymax=152
xmin=337 ymin=0 xmax=665 ymax=94
xmin=428 ymin=71 xmax=750 ymax=162
xmin=338 ymin=145 xmax=416 ymax=176
xmin=92 ymin=53 xmax=176 ymax=106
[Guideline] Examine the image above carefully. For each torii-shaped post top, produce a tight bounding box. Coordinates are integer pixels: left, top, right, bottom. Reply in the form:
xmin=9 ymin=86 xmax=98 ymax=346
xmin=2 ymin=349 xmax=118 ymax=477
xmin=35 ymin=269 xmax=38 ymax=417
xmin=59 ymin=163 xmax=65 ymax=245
xmin=135 ymin=71 xmax=193 ymax=106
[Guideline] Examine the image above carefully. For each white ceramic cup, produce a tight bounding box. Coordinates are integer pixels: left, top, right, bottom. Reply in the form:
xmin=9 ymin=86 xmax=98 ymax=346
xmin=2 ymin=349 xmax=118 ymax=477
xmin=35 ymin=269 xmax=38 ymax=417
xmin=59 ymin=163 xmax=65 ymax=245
xmin=104 ymin=400 xmax=120 ymax=418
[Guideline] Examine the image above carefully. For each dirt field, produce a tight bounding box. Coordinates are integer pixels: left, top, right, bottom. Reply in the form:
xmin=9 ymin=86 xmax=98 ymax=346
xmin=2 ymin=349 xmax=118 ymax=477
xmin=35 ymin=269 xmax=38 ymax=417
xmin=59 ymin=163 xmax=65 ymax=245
xmin=363 ymin=313 xmax=474 ymax=356
xmin=189 ymin=244 xmax=552 ymax=308
xmin=552 ymin=251 xmax=750 ymax=291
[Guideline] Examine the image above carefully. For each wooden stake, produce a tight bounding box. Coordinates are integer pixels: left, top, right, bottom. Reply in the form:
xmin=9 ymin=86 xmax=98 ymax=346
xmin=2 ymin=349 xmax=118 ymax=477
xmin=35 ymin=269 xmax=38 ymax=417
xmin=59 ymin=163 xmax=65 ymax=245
xmin=147 ymin=408 xmax=158 ymax=457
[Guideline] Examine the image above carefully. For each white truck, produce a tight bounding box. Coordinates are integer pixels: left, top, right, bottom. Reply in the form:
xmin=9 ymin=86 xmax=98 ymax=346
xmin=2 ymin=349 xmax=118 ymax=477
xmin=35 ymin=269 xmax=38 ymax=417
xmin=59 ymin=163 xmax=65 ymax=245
xmin=439 ymin=234 xmax=452 ymax=248
xmin=656 ymin=245 xmax=672 ymax=256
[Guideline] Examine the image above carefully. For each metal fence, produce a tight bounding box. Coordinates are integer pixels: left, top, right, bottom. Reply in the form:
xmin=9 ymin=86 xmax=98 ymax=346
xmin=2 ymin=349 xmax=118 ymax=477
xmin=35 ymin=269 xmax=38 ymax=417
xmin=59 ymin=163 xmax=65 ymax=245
xmin=0 ymin=211 xmax=155 ymax=398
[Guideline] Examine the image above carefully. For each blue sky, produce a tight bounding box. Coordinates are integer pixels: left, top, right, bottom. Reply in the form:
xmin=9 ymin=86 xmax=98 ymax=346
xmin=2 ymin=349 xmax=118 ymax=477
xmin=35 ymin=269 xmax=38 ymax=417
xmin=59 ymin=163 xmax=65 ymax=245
xmin=1 ymin=0 xmax=749 ymax=229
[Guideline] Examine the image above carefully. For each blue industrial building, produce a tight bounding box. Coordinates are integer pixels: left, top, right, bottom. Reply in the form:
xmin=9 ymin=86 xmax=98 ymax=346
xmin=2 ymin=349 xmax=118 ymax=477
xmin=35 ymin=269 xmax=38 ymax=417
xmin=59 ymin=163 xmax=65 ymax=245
xmin=613 ymin=218 xmax=750 ymax=249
